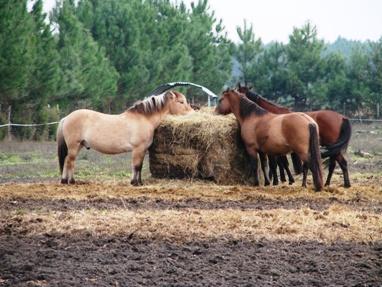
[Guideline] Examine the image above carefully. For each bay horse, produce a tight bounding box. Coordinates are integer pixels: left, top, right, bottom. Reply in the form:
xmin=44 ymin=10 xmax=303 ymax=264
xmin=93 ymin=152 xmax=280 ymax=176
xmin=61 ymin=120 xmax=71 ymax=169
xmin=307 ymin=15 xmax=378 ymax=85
xmin=237 ymin=84 xmax=352 ymax=188
xmin=57 ymin=91 xmax=194 ymax=185
xmin=216 ymin=89 xmax=323 ymax=191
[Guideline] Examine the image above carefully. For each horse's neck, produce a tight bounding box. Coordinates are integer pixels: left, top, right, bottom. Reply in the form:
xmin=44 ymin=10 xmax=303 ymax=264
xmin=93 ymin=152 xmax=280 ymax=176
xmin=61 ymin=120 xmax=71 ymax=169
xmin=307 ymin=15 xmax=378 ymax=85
xmin=230 ymin=95 xmax=267 ymax=125
xmin=257 ymin=96 xmax=290 ymax=114
xmin=247 ymin=92 xmax=290 ymax=114
xmin=147 ymin=110 xmax=169 ymax=129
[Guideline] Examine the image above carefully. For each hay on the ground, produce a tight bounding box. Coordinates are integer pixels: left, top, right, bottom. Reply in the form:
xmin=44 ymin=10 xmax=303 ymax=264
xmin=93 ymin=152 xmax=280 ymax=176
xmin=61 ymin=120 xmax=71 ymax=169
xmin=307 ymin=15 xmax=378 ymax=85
xmin=149 ymin=108 xmax=253 ymax=184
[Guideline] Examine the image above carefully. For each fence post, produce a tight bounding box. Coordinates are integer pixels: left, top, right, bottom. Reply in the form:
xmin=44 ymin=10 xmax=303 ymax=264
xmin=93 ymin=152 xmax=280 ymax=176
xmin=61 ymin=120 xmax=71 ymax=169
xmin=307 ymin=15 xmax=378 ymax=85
xmin=377 ymin=103 xmax=380 ymax=119
xmin=7 ymin=105 xmax=12 ymax=141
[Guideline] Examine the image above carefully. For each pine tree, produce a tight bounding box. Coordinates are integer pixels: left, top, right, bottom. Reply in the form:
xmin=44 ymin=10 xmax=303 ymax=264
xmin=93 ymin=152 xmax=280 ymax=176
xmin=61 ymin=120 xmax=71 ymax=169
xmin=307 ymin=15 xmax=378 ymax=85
xmin=368 ymin=38 xmax=382 ymax=117
xmin=235 ymin=20 xmax=262 ymax=85
xmin=0 ymin=0 xmax=34 ymax=112
xmin=285 ymin=22 xmax=326 ymax=110
xmin=53 ymin=0 xmax=118 ymax=111
xmin=28 ymin=0 xmax=60 ymax=139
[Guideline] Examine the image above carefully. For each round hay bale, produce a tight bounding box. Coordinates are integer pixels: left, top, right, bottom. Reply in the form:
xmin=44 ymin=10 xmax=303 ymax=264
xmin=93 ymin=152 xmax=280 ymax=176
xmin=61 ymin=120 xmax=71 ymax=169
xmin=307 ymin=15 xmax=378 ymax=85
xmin=149 ymin=108 xmax=254 ymax=184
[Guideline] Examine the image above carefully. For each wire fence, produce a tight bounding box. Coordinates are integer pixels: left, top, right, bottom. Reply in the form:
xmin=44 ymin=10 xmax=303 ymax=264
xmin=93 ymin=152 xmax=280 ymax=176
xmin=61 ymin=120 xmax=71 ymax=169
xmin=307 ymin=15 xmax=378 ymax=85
xmin=0 ymin=118 xmax=381 ymax=129
xmin=0 ymin=122 xmax=60 ymax=128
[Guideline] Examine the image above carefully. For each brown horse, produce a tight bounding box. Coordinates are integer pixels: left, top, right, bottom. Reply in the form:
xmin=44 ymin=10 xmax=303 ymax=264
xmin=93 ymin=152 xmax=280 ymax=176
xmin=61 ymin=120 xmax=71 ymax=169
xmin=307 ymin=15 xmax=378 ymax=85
xmin=237 ymin=84 xmax=352 ymax=188
xmin=57 ymin=91 xmax=194 ymax=185
xmin=216 ymin=89 xmax=323 ymax=191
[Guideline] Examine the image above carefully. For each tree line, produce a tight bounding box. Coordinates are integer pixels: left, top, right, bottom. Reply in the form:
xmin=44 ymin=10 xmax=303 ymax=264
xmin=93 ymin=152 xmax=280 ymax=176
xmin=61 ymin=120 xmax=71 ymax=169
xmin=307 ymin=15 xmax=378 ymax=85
xmin=0 ymin=0 xmax=381 ymax=140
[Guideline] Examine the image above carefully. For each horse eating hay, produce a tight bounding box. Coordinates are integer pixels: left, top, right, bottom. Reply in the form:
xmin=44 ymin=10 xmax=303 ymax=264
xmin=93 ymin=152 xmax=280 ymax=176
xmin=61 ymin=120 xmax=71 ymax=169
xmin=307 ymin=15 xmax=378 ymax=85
xmin=57 ymin=91 xmax=193 ymax=185
xmin=216 ymin=89 xmax=323 ymax=191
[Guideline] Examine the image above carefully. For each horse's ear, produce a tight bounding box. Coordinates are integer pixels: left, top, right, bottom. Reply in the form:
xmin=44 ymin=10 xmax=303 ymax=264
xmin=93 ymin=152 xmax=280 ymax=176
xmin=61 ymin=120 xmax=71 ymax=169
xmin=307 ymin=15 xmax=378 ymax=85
xmin=165 ymin=91 xmax=176 ymax=100
xmin=174 ymin=91 xmax=181 ymax=98
xmin=237 ymin=82 xmax=241 ymax=89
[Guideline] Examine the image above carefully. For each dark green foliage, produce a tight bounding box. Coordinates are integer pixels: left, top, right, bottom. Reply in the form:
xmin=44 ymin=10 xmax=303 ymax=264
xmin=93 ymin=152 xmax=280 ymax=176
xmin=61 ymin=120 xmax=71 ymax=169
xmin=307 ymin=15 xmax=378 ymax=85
xmin=75 ymin=0 xmax=231 ymax=105
xmin=235 ymin=21 xmax=382 ymax=116
xmin=1 ymin=1 xmax=381 ymax=140
xmin=53 ymin=0 xmax=119 ymax=111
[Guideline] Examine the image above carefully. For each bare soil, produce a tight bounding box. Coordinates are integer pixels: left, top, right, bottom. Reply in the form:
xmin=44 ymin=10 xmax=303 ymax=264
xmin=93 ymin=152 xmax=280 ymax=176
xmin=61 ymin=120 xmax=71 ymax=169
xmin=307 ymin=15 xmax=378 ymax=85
xmin=0 ymin=180 xmax=381 ymax=287
xmin=1 ymin=234 xmax=380 ymax=287
xmin=0 ymin=124 xmax=381 ymax=286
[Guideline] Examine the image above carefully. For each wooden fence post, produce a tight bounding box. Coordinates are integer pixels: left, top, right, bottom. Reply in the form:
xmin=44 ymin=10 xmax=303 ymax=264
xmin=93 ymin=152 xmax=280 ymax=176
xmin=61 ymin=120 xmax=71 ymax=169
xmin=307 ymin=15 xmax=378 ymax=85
xmin=377 ymin=103 xmax=380 ymax=119
xmin=7 ymin=105 xmax=12 ymax=141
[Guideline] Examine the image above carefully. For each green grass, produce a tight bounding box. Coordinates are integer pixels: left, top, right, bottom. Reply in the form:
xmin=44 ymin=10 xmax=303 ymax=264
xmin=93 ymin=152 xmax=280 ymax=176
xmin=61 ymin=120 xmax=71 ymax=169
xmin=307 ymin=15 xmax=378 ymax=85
xmin=0 ymin=122 xmax=381 ymax=184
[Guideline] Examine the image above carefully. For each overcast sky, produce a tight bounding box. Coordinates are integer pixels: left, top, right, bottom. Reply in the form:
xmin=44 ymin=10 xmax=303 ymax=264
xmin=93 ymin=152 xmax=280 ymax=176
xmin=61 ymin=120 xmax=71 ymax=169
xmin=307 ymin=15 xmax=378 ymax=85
xmin=43 ymin=0 xmax=382 ymax=43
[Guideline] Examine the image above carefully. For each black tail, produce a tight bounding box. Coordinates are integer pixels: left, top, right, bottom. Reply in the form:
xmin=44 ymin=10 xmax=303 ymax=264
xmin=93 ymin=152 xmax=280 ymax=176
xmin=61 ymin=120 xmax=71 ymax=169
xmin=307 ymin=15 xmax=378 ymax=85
xmin=57 ymin=121 xmax=68 ymax=174
xmin=291 ymin=152 xmax=303 ymax=175
xmin=309 ymin=124 xmax=323 ymax=192
xmin=321 ymin=118 xmax=352 ymax=158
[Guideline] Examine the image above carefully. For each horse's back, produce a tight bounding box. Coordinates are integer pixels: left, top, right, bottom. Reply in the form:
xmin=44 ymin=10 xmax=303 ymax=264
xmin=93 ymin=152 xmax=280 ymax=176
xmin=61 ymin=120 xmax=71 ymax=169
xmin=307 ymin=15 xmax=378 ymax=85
xmin=267 ymin=113 xmax=316 ymax=156
xmin=306 ymin=110 xmax=345 ymax=145
xmin=61 ymin=109 xmax=136 ymax=154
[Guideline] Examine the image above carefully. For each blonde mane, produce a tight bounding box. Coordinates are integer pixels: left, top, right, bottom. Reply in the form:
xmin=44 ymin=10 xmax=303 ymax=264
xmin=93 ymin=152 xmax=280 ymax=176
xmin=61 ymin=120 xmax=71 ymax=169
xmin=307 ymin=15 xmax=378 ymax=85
xmin=128 ymin=91 xmax=175 ymax=115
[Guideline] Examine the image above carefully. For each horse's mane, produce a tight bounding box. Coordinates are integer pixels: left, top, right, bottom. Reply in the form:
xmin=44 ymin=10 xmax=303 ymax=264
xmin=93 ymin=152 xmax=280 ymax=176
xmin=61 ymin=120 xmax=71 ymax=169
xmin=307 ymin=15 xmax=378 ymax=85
xmin=246 ymin=90 xmax=291 ymax=112
xmin=239 ymin=95 xmax=268 ymax=118
xmin=128 ymin=91 xmax=172 ymax=115
xmin=226 ymin=89 xmax=268 ymax=118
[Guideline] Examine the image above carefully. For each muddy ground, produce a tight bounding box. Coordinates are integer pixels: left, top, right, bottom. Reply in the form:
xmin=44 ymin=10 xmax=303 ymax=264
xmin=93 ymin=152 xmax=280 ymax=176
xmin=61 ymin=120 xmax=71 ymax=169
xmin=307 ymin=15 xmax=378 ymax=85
xmin=1 ymin=234 xmax=380 ymax=287
xmin=0 ymin=179 xmax=381 ymax=287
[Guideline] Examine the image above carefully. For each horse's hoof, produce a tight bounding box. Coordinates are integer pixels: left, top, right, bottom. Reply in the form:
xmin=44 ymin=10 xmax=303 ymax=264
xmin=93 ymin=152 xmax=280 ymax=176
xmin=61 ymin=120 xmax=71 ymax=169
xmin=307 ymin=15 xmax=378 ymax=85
xmin=61 ymin=178 xmax=68 ymax=184
xmin=69 ymin=179 xmax=76 ymax=184
xmin=264 ymin=181 xmax=270 ymax=186
xmin=344 ymin=183 xmax=351 ymax=188
xmin=289 ymin=181 xmax=294 ymax=185
xmin=131 ymin=180 xmax=139 ymax=186
xmin=273 ymin=181 xmax=279 ymax=186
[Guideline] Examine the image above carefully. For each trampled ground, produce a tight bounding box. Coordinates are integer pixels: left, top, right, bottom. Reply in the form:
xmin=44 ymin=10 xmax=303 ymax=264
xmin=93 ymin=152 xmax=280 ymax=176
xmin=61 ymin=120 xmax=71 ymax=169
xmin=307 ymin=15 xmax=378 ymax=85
xmin=0 ymin=123 xmax=381 ymax=286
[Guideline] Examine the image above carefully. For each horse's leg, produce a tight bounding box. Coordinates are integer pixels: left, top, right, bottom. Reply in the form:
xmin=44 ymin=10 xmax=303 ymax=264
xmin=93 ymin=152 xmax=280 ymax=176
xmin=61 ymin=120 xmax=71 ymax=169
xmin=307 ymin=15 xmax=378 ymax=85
xmin=336 ymin=153 xmax=351 ymax=188
xmin=277 ymin=157 xmax=287 ymax=183
xmin=268 ymin=156 xmax=273 ymax=182
xmin=324 ymin=156 xmax=336 ymax=186
xmin=259 ymin=152 xmax=270 ymax=186
xmin=281 ymin=156 xmax=295 ymax=185
xmin=61 ymin=164 xmax=69 ymax=184
xmin=302 ymin=162 xmax=309 ymax=188
xmin=131 ymin=147 xmax=146 ymax=186
xmin=64 ymin=144 xmax=81 ymax=184
xmin=246 ymin=148 xmax=260 ymax=186
xmin=268 ymin=155 xmax=279 ymax=186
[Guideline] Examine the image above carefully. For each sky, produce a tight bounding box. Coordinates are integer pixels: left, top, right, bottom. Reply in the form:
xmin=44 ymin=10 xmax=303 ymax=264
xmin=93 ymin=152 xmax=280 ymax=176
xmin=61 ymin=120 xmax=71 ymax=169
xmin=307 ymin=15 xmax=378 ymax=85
xmin=42 ymin=0 xmax=382 ymax=44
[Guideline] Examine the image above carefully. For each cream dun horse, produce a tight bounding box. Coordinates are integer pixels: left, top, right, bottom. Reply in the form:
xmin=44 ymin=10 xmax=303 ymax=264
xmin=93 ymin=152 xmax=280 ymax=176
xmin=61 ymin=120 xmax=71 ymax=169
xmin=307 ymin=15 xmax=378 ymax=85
xmin=57 ymin=91 xmax=193 ymax=185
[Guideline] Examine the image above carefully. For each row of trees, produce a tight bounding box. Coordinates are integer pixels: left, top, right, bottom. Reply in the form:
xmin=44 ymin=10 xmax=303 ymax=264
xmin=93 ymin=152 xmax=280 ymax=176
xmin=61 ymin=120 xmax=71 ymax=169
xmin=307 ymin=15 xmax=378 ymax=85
xmin=0 ymin=0 xmax=232 ymax=139
xmin=234 ymin=21 xmax=382 ymax=115
xmin=0 ymin=0 xmax=381 ymax=140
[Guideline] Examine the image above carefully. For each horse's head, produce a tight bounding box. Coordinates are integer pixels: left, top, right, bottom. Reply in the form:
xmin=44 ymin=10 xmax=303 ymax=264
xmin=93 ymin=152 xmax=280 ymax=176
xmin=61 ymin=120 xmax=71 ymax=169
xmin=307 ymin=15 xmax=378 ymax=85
xmin=166 ymin=91 xmax=194 ymax=115
xmin=215 ymin=88 xmax=238 ymax=115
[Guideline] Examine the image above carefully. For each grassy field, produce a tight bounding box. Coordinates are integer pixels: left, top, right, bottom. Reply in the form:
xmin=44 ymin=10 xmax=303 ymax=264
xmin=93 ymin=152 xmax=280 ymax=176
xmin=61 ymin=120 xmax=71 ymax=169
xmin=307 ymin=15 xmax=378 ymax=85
xmin=0 ymin=123 xmax=381 ymax=286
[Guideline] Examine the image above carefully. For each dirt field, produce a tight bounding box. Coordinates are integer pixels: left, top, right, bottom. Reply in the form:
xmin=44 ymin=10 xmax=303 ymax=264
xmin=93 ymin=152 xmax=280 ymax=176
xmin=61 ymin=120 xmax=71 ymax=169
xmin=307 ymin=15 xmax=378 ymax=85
xmin=0 ymin=123 xmax=381 ymax=286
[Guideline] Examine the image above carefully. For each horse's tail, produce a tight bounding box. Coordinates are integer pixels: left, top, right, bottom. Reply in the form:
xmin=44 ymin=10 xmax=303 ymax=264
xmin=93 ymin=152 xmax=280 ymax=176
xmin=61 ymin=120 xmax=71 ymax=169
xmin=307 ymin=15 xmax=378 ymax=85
xmin=321 ymin=118 xmax=352 ymax=158
xmin=309 ymin=123 xmax=323 ymax=192
xmin=291 ymin=152 xmax=303 ymax=175
xmin=57 ymin=119 xmax=67 ymax=174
